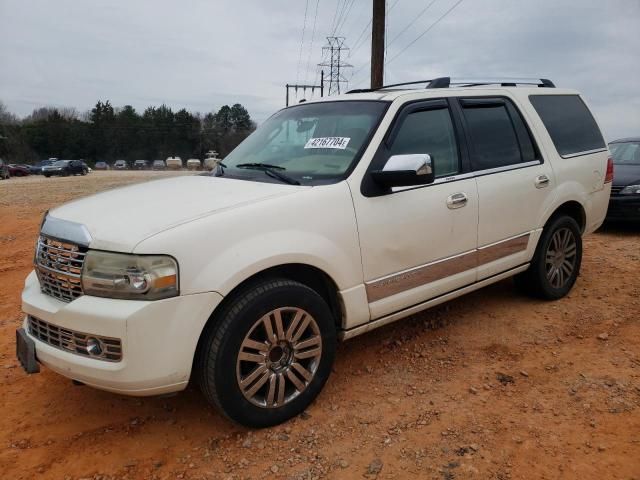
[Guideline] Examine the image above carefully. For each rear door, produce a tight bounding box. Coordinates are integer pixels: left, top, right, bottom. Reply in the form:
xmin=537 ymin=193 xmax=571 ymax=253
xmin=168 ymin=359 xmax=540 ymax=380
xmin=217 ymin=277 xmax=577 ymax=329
xmin=455 ymin=96 xmax=555 ymax=279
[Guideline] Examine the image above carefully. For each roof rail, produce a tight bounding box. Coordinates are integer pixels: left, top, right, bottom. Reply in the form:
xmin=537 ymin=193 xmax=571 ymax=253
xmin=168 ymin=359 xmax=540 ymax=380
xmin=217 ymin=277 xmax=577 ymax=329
xmin=346 ymin=76 xmax=555 ymax=94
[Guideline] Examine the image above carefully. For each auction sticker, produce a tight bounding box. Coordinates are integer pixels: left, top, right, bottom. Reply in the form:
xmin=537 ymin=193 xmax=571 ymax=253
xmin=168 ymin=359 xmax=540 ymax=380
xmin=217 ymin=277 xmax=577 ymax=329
xmin=304 ymin=137 xmax=351 ymax=149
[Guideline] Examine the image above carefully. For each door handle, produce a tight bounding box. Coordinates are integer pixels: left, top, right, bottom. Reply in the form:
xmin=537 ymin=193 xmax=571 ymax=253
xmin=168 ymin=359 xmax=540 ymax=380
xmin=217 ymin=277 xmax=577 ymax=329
xmin=447 ymin=192 xmax=468 ymax=209
xmin=535 ymin=174 xmax=550 ymax=188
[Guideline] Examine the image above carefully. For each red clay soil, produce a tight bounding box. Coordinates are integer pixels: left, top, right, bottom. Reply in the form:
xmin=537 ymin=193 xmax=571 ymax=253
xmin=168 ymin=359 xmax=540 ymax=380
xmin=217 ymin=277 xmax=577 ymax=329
xmin=1 ymin=173 xmax=639 ymax=479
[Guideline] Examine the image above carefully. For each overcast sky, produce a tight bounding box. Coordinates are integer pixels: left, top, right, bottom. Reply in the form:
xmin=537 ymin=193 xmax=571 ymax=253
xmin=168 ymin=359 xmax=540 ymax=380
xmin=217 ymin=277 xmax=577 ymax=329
xmin=1 ymin=0 xmax=638 ymax=140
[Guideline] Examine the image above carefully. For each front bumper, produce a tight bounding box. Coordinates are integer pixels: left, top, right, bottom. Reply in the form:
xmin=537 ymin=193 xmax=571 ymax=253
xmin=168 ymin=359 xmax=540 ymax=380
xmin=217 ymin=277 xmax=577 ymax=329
xmin=21 ymin=270 xmax=223 ymax=396
xmin=607 ymin=195 xmax=640 ymax=221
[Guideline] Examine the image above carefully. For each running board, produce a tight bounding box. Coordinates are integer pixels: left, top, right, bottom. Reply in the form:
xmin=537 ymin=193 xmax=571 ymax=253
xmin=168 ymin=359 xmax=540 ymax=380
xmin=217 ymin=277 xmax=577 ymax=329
xmin=339 ymin=264 xmax=529 ymax=341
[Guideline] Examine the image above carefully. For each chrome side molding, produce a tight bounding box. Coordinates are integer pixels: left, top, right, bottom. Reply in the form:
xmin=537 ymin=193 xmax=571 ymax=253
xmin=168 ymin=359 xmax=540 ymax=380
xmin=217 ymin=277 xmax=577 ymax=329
xmin=365 ymin=233 xmax=531 ymax=302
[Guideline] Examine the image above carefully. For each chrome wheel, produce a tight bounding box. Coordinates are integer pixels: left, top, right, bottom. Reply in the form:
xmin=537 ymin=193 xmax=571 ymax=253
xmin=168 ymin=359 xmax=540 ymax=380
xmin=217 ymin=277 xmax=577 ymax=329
xmin=236 ymin=307 xmax=322 ymax=408
xmin=545 ymin=227 xmax=577 ymax=289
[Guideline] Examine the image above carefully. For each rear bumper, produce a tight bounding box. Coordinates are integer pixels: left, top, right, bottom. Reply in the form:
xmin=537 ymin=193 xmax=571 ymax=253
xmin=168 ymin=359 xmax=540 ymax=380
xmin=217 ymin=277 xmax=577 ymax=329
xmin=21 ymin=270 xmax=223 ymax=396
xmin=606 ymin=195 xmax=640 ymax=221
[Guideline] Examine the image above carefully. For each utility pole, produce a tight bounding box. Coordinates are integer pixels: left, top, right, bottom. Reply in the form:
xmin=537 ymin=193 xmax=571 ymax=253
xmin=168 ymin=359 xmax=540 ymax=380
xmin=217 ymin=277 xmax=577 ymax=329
xmin=371 ymin=0 xmax=385 ymax=89
xmin=318 ymin=37 xmax=352 ymax=95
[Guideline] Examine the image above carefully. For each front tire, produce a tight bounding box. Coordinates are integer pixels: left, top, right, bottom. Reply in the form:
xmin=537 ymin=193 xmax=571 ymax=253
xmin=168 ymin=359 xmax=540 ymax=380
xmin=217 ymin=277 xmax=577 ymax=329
xmin=515 ymin=215 xmax=582 ymax=300
xmin=197 ymin=279 xmax=337 ymax=428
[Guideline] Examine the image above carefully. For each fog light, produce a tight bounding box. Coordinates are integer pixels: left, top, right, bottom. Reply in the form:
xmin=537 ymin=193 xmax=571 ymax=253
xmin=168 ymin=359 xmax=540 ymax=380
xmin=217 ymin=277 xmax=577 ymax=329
xmin=86 ymin=337 xmax=104 ymax=356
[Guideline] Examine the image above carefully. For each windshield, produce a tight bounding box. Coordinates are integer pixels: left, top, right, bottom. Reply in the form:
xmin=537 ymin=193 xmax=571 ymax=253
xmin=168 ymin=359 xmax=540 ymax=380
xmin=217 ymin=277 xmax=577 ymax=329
xmin=53 ymin=160 xmax=69 ymax=166
xmin=610 ymin=141 xmax=640 ymax=165
xmin=220 ymin=101 xmax=388 ymax=185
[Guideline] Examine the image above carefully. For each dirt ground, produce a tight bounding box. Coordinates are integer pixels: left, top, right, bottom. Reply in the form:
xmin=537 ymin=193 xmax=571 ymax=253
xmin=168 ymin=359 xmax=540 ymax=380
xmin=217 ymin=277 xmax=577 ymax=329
xmin=0 ymin=172 xmax=638 ymax=480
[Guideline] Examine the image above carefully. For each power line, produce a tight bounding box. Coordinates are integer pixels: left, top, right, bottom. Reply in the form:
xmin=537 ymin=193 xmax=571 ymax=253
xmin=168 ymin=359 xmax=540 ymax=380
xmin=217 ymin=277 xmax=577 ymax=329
xmin=295 ymin=0 xmax=311 ymax=84
xmin=386 ymin=0 xmax=464 ymax=66
xmin=303 ymin=0 xmax=321 ymax=84
xmin=333 ymin=0 xmax=357 ymax=37
xmin=386 ymin=0 xmax=438 ymax=51
xmin=328 ymin=0 xmax=343 ymax=36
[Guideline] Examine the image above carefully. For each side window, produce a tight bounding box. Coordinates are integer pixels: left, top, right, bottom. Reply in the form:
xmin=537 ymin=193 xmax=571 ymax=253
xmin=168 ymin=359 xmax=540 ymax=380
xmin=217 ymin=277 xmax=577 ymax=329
xmin=529 ymin=94 xmax=605 ymax=157
xmin=388 ymin=107 xmax=459 ymax=176
xmin=461 ymin=99 xmax=532 ymax=171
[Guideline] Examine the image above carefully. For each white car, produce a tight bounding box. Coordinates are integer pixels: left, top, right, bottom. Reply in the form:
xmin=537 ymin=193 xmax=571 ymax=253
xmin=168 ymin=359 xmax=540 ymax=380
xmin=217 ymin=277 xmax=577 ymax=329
xmin=18 ymin=77 xmax=612 ymax=427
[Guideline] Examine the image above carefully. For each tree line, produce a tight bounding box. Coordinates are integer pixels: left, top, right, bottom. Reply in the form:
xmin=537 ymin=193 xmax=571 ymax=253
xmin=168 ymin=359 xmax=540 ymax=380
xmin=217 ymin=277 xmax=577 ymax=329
xmin=0 ymin=100 xmax=256 ymax=165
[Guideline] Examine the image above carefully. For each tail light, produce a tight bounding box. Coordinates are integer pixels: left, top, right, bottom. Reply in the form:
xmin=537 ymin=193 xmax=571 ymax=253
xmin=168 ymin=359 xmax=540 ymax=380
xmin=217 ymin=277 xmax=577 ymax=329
xmin=604 ymin=157 xmax=614 ymax=184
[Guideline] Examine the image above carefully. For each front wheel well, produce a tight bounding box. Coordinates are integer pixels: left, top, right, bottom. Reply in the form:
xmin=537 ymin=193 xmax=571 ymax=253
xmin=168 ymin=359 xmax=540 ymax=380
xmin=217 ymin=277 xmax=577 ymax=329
xmin=547 ymin=201 xmax=586 ymax=233
xmin=192 ymin=264 xmax=343 ymax=384
xmin=206 ymin=264 xmax=343 ymax=331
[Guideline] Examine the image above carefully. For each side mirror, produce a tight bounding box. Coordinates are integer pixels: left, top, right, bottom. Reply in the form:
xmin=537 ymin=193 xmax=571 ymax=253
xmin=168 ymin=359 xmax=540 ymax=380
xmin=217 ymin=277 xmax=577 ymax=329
xmin=371 ymin=154 xmax=435 ymax=188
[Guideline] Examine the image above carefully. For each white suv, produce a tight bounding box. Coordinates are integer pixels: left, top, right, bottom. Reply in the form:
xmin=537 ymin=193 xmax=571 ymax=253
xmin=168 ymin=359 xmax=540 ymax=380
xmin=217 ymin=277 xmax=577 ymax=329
xmin=17 ymin=77 xmax=612 ymax=427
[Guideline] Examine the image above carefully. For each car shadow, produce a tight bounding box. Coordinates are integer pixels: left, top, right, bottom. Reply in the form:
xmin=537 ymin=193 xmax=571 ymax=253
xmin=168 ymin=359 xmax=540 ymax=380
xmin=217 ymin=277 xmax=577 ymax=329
xmin=596 ymin=221 xmax=640 ymax=236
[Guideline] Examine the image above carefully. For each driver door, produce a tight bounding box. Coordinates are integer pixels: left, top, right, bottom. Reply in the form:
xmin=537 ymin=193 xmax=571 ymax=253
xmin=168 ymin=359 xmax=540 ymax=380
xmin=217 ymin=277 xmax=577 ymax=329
xmin=350 ymin=100 xmax=479 ymax=319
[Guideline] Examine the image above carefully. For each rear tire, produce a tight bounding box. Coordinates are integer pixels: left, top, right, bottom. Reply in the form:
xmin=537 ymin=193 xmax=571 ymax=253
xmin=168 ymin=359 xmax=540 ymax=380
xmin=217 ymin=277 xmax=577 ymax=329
xmin=197 ymin=278 xmax=336 ymax=428
xmin=515 ymin=215 xmax=582 ymax=300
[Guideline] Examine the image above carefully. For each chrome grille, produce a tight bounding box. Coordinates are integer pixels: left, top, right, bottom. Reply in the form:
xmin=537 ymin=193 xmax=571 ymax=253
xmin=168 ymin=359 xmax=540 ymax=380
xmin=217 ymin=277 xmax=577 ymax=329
xmin=610 ymin=186 xmax=623 ymax=195
xmin=28 ymin=316 xmax=122 ymax=362
xmin=35 ymin=235 xmax=86 ymax=302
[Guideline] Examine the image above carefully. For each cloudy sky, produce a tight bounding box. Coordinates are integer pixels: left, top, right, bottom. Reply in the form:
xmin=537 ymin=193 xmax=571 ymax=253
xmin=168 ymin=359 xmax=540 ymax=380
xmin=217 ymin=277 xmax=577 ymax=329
xmin=1 ymin=0 xmax=638 ymax=140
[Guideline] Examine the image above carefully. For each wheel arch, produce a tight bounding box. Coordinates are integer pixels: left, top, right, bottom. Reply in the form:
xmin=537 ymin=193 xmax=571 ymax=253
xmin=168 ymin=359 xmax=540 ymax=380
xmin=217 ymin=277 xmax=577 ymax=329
xmin=544 ymin=200 xmax=586 ymax=233
xmin=192 ymin=263 xmax=343 ymax=378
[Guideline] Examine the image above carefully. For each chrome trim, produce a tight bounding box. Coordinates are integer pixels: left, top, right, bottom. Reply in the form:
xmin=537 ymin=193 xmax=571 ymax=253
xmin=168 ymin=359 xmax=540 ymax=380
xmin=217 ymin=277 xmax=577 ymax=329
xmin=383 ymin=154 xmax=433 ymax=175
xmin=535 ymin=174 xmax=550 ymax=188
xmin=365 ymin=233 xmax=531 ymax=302
xmin=477 ymin=233 xmax=530 ymax=265
xmin=365 ymin=250 xmax=477 ymax=302
xmin=560 ymin=148 xmax=608 ymax=159
xmin=40 ymin=215 xmax=92 ymax=247
xmin=27 ymin=316 xmax=122 ymax=362
xmin=390 ymin=160 xmax=543 ymax=193
xmin=446 ymin=192 xmax=468 ymax=209
xmin=35 ymin=235 xmax=86 ymax=302
xmin=341 ymin=264 xmax=530 ymax=341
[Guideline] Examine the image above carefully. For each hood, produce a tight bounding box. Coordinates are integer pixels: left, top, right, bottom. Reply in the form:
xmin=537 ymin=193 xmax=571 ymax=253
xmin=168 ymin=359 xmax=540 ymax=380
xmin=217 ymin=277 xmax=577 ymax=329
xmin=49 ymin=176 xmax=304 ymax=251
xmin=613 ymin=164 xmax=640 ymax=187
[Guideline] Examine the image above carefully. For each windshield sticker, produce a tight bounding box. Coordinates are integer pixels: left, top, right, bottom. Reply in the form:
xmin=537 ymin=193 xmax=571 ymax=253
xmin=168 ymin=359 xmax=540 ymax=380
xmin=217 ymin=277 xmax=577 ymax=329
xmin=304 ymin=137 xmax=350 ymax=149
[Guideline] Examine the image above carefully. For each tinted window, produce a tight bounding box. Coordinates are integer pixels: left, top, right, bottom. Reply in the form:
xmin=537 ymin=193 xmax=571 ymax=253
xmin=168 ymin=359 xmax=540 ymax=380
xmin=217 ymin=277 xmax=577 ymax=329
xmin=461 ymin=101 xmax=523 ymax=170
xmin=389 ymin=107 xmax=459 ymax=176
xmin=529 ymin=94 xmax=605 ymax=156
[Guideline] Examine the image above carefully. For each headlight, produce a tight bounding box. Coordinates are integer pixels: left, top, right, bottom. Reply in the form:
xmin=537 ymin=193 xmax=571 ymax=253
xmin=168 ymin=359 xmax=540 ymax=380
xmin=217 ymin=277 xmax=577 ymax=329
xmin=81 ymin=251 xmax=179 ymax=300
xmin=620 ymin=184 xmax=640 ymax=195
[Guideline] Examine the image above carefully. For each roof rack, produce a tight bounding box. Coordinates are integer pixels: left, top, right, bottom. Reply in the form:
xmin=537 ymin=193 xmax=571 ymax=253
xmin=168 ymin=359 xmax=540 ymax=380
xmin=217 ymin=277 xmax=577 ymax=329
xmin=347 ymin=76 xmax=555 ymax=94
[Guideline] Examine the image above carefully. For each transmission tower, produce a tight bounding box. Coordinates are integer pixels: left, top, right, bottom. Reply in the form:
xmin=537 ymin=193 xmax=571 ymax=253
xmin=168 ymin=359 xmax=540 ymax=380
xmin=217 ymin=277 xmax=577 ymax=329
xmin=318 ymin=37 xmax=352 ymax=95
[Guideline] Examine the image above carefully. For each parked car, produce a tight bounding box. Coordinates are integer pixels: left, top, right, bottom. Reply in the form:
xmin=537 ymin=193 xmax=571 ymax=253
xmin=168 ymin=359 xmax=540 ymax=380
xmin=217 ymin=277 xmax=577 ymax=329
xmin=8 ymin=164 xmax=31 ymax=176
xmin=29 ymin=159 xmax=55 ymax=175
xmin=165 ymin=156 xmax=182 ymax=170
xmin=94 ymin=161 xmax=110 ymax=171
xmin=152 ymin=159 xmax=166 ymax=170
xmin=186 ymin=158 xmax=202 ymax=170
xmin=0 ymin=158 xmax=9 ymax=179
xmin=17 ymin=77 xmax=612 ymax=428
xmin=42 ymin=160 xmax=88 ymax=177
xmin=133 ymin=160 xmax=149 ymax=170
xmin=113 ymin=160 xmax=128 ymax=170
xmin=606 ymin=137 xmax=640 ymax=221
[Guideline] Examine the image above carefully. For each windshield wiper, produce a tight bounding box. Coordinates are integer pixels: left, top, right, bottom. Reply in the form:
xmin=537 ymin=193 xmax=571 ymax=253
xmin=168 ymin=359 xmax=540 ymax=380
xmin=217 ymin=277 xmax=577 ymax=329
xmin=236 ymin=162 xmax=285 ymax=170
xmin=236 ymin=163 xmax=300 ymax=185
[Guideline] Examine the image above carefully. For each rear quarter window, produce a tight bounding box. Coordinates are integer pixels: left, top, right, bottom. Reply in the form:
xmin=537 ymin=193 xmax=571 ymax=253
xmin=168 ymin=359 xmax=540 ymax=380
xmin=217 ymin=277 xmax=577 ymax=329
xmin=529 ymin=94 xmax=605 ymax=157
